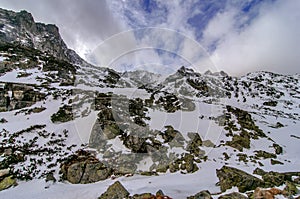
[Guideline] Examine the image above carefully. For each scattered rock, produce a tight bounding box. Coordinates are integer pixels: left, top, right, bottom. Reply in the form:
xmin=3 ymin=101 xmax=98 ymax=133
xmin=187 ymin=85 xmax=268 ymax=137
xmin=98 ymin=181 xmax=129 ymax=199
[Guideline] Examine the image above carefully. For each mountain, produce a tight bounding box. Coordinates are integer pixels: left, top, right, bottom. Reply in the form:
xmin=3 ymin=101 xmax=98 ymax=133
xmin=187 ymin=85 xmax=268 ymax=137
xmin=0 ymin=8 xmax=300 ymax=199
xmin=0 ymin=8 xmax=86 ymax=66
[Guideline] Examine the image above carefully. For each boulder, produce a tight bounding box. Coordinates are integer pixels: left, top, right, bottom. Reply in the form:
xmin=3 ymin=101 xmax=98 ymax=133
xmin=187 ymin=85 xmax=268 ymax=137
xmin=132 ymin=193 xmax=154 ymax=199
xmin=216 ymin=166 xmax=264 ymax=192
xmin=218 ymin=192 xmax=248 ymax=199
xmin=0 ymin=176 xmax=17 ymax=191
xmin=98 ymin=181 xmax=129 ymax=199
xmin=187 ymin=190 xmax=212 ymax=199
xmin=0 ymin=169 xmax=10 ymax=178
xmin=61 ymin=150 xmax=112 ymax=184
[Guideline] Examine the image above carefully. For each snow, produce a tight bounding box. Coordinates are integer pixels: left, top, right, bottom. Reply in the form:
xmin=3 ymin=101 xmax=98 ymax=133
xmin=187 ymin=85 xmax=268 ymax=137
xmin=0 ymin=68 xmax=45 ymax=85
xmin=0 ymin=66 xmax=300 ymax=198
xmin=0 ymin=56 xmax=5 ymax=62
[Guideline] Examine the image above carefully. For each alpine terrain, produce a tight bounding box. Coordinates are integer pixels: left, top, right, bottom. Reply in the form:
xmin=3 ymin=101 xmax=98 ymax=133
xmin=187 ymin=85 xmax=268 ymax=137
xmin=0 ymin=8 xmax=299 ymax=199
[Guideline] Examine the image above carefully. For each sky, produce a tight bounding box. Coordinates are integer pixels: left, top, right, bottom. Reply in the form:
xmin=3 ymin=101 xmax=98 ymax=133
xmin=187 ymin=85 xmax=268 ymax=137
xmin=0 ymin=0 xmax=299 ymax=76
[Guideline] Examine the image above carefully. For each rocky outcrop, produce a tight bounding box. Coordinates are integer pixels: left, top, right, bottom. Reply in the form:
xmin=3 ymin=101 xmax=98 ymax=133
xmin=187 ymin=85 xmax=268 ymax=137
xmin=60 ymin=150 xmax=112 ymax=184
xmin=216 ymin=166 xmax=264 ymax=192
xmin=0 ymin=8 xmax=86 ymax=66
xmin=217 ymin=166 xmax=300 ymax=194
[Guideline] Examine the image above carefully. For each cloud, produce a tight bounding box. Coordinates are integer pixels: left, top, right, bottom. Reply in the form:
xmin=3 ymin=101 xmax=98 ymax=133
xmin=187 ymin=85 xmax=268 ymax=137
xmin=205 ymin=0 xmax=300 ymax=75
xmin=1 ymin=0 xmax=299 ymax=75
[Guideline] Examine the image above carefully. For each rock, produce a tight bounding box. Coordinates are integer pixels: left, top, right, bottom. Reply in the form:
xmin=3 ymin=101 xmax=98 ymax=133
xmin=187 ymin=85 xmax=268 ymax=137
xmin=0 ymin=169 xmax=10 ymax=178
xmin=61 ymin=150 xmax=112 ymax=184
xmin=51 ymin=105 xmax=73 ymax=123
xmin=156 ymin=190 xmax=164 ymax=196
xmin=140 ymin=171 xmax=158 ymax=176
xmin=98 ymin=181 xmax=129 ymax=199
xmin=273 ymin=143 xmax=283 ymax=155
xmin=216 ymin=166 xmax=264 ymax=192
xmin=183 ymin=154 xmax=198 ymax=173
xmin=103 ymin=123 xmax=121 ymax=140
xmin=202 ymin=140 xmax=215 ymax=148
xmin=63 ymin=162 xmax=84 ymax=183
xmin=187 ymin=190 xmax=212 ymax=199
xmin=254 ymin=150 xmax=277 ymax=159
xmin=132 ymin=193 xmax=154 ymax=199
xmin=284 ymin=181 xmax=298 ymax=195
xmin=0 ymin=118 xmax=7 ymax=123
xmin=253 ymin=168 xmax=267 ymax=176
xmin=3 ymin=148 xmax=12 ymax=156
xmin=262 ymin=171 xmax=287 ymax=187
xmin=0 ymin=176 xmax=17 ymax=191
xmin=225 ymin=134 xmax=250 ymax=151
xmin=253 ymin=187 xmax=287 ymax=199
xmin=123 ymin=135 xmax=147 ymax=153
xmin=186 ymin=133 xmax=204 ymax=156
xmin=270 ymin=159 xmax=284 ymax=165
xmin=45 ymin=173 xmax=56 ymax=182
xmin=263 ymin=101 xmax=278 ymax=107
xmin=81 ymin=162 xmax=112 ymax=183
xmin=218 ymin=192 xmax=248 ymax=199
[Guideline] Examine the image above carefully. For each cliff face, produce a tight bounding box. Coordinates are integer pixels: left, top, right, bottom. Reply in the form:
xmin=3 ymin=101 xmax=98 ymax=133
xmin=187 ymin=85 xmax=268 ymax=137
xmin=0 ymin=8 xmax=85 ymax=66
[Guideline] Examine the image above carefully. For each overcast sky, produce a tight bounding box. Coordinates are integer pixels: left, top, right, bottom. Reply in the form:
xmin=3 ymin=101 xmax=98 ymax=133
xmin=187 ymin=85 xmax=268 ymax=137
xmin=0 ymin=0 xmax=299 ymax=76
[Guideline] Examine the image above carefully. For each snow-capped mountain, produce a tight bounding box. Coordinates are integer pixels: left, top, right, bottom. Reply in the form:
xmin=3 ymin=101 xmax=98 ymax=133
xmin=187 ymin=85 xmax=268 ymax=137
xmin=0 ymin=8 xmax=86 ymax=66
xmin=0 ymin=8 xmax=299 ymax=199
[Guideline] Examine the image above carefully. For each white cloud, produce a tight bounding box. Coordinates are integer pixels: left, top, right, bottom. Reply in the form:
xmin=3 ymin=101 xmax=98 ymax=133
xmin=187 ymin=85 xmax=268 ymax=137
xmin=206 ymin=0 xmax=300 ymax=75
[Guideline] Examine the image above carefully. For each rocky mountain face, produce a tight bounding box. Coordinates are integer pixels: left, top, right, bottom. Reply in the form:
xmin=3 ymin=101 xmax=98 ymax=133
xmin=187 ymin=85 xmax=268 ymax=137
xmin=0 ymin=8 xmax=86 ymax=66
xmin=0 ymin=8 xmax=300 ymax=199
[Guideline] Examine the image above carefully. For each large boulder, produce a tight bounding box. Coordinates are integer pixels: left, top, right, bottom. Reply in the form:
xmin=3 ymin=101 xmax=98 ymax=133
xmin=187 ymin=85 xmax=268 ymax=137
xmin=98 ymin=181 xmax=129 ymax=199
xmin=216 ymin=166 xmax=264 ymax=192
xmin=61 ymin=150 xmax=112 ymax=184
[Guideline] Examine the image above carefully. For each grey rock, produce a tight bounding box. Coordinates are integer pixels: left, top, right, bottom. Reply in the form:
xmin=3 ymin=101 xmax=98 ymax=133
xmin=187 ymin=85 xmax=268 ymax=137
xmin=98 ymin=181 xmax=129 ymax=199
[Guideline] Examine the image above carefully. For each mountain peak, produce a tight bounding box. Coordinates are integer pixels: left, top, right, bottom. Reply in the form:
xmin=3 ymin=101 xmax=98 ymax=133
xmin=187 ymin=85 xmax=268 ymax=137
xmin=0 ymin=8 xmax=87 ymax=66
